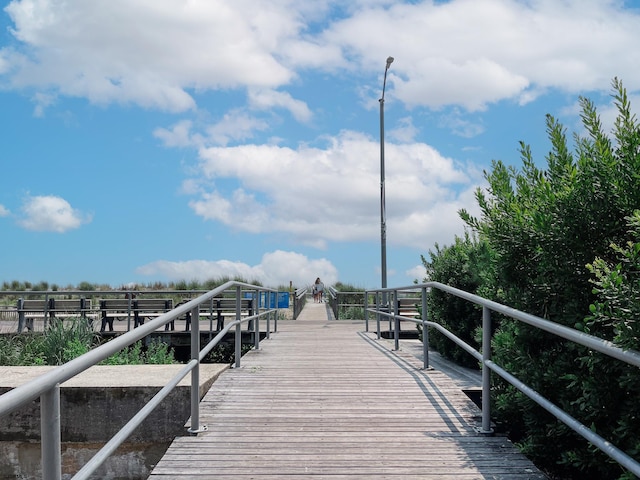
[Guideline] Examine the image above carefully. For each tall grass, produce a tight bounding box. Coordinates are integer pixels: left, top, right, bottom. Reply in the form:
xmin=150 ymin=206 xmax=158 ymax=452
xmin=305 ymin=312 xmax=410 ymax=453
xmin=0 ymin=319 xmax=177 ymax=366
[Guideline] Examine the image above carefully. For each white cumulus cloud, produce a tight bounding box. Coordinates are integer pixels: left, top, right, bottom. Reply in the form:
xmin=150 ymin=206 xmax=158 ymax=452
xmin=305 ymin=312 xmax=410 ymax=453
xmin=184 ymin=130 xmax=481 ymax=251
xmin=136 ymin=250 xmax=338 ymax=288
xmin=18 ymin=195 xmax=91 ymax=232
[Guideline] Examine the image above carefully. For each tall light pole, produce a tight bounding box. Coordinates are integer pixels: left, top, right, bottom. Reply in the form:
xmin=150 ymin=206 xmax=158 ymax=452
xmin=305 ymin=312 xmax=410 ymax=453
xmin=379 ymin=56 xmax=393 ymax=301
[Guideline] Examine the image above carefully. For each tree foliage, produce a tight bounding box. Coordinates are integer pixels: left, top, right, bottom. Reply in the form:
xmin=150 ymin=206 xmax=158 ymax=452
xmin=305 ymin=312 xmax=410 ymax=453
xmin=453 ymin=78 xmax=640 ymax=478
xmin=421 ymin=232 xmax=495 ymax=368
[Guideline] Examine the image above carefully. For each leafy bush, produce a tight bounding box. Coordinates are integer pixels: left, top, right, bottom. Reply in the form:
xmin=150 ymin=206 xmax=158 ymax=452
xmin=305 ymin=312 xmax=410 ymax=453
xmin=0 ymin=321 xmax=178 ymax=366
xmin=457 ymin=78 xmax=640 ymax=478
xmin=339 ymin=306 xmax=364 ymax=320
xmin=420 ymin=232 xmax=495 ymax=368
xmin=39 ymin=319 xmax=95 ymax=365
xmin=100 ymin=339 xmax=177 ymax=365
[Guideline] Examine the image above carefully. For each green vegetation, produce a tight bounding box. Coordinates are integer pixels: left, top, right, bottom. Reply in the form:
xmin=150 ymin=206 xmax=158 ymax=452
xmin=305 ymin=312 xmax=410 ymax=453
xmin=332 ymin=282 xmax=365 ymax=319
xmin=0 ymin=320 xmax=178 ymax=366
xmin=0 ymin=277 xmax=270 ymax=367
xmin=420 ymin=233 xmax=495 ymax=369
xmin=0 ymin=320 xmax=96 ymax=365
xmin=100 ymin=339 xmax=178 ymax=365
xmin=423 ymin=78 xmax=640 ymax=479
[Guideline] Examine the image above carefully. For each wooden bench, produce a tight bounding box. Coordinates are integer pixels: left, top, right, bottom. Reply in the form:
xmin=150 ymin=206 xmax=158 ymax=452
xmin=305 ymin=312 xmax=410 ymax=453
xmin=395 ymin=297 xmax=421 ymax=331
xmin=99 ymin=298 xmax=173 ymax=332
xmin=17 ymin=298 xmax=93 ymax=332
xmin=182 ymin=297 xmax=254 ymax=332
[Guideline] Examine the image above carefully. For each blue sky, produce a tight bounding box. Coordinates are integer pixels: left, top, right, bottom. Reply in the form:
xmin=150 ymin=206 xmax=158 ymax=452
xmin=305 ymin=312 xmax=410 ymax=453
xmin=1 ymin=0 xmax=639 ymax=290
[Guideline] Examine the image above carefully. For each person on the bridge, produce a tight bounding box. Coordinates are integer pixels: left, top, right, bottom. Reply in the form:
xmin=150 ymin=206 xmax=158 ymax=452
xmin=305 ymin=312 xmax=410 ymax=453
xmin=314 ymin=277 xmax=324 ymax=303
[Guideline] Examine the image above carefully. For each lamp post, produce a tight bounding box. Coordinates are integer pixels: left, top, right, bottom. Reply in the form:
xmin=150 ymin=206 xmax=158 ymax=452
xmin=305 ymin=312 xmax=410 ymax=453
xmin=379 ymin=56 xmax=393 ymax=302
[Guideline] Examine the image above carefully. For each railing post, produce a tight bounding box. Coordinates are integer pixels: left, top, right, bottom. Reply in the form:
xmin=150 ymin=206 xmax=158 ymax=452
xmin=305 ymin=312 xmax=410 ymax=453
xmin=393 ymin=289 xmax=400 ymax=351
xmin=331 ymin=291 xmax=337 ymax=320
xmin=188 ymin=304 xmax=202 ymax=433
xmin=387 ymin=290 xmax=393 ymax=332
xmin=293 ymin=292 xmax=297 ymax=319
xmin=364 ymin=292 xmax=369 ymax=332
xmin=209 ymin=297 xmax=214 ymax=339
xmin=266 ymin=292 xmax=271 ymax=340
xmin=421 ymin=286 xmax=429 ymax=370
xmin=126 ymin=293 xmax=132 ymax=332
xmin=17 ymin=297 xmax=25 ymax=333
xmin=44 ymin=293 xmax=50 ymax=329
xmin=375 ymin=291 xmax=381 ymax=339
xmin=253 ymin=289 xmax=260 ymax=350
xmin=234 ymin=285 xmax=242 ymax=368
xmin=41 ymin=384 xmax=61 ymax=480
xmin=274 ymin=294 xmax=278 ymax=333
xmin=480 ymin=306 xmax=494 ymax=435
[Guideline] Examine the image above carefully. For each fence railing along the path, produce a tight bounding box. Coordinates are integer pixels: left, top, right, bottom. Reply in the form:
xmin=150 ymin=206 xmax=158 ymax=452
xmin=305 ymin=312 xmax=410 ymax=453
xmin=0 ymin=281 xmax=279 ymax=480
xmin=366 ymin=281 xmax=640 ymax=477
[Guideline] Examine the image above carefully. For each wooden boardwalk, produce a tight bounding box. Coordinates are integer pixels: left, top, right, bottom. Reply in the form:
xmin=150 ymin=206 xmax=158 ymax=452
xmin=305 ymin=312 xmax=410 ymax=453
xmin=149 ymin=301 xmax=546 ymax=479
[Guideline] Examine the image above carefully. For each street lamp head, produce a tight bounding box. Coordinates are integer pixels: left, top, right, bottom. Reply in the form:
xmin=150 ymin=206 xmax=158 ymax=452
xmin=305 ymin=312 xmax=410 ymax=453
xmin=386 ymin=56 xmax=394 ymax=69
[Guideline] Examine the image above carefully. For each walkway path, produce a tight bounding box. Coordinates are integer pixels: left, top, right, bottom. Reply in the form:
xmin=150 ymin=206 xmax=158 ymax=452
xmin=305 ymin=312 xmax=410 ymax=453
xmin=149 ymin=301 xmax=546 ymax=479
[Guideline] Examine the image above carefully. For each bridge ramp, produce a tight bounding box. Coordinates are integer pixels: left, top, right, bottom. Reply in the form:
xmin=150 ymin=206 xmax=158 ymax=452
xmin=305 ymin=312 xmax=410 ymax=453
xmin=149 ymin=301 xmax=546 ymax=479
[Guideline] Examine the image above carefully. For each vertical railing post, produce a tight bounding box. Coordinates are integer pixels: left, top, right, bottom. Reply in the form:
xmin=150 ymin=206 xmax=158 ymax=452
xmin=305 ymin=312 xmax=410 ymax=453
xmin=421 ymin=286 xmax=429 ymax=370
xmin=17 ymin=297 xmax=25 ymax=333
xmin=293 ymin=293 xmax=298 ymax=320
xmin=266 ymin=292 xmax=271 ymax=340
xmin=387 ymin=290 xmax=393 ymax=332
xmin=41 ymin=384 xmax=61 ymax=480
xmin=126 ymin=293 xmax=132 ymax=331
xmin=375 ymin=291 xmax=381 ymax=339
xmin=253 ymin=289 xmax=260 ymax=350
xmin=234 ymin=285 xmax=242 ymax=368
xmin=274 ymin=292 xmax=278 ymax=333
xmin=364 ymin=292 xmax=369 ymax=332
xmin=209 ymin=297 xmax=214 ymax=340
xmin=44 ymin=293 xmax=50 ymax=330
xmin=393 ymin=290 xmax=400 ymax=351
xmin=481 ymin=306 xmax=494 ymax=434
xmin=188 ymin=304 xmax=202 ymax=433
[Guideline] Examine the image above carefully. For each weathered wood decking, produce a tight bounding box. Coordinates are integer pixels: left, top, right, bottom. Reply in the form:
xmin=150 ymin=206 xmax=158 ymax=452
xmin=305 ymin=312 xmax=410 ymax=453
xmin=149 ymin=302 xmax=546 ymax=479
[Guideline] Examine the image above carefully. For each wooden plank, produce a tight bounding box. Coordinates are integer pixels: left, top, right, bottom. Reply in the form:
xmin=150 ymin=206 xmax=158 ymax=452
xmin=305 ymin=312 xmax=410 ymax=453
xmin=149 ymin=303 xmax=546 ymax=479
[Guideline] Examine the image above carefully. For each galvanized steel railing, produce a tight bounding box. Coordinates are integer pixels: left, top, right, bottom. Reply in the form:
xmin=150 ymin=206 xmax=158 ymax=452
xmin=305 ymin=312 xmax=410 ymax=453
xmin=0 ymin=288 xmax=217 ymax=332
xmin=0 ymin=281 xmax=278 ymax=480
xmin=366 ymin=282 xmax=640 ymax=477
xmin=292 ymin=287 xmax=307 ymax=319
xmin=326 ymin=288 xmax=366 ymax=320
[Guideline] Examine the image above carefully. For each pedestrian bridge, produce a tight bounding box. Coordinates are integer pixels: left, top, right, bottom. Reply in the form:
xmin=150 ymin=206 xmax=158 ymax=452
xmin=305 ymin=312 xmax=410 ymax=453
xmin=148 ymin=301 xmax=544 ymax=479
xmin=1 ymin=280 xmax=640 ymax=479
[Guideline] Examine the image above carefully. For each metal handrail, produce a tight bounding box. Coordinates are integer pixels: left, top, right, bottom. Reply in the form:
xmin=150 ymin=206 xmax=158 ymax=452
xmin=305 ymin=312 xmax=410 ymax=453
xmin=292 ymin=287 xmax=307 ymax=319
xmin=366 ymin=281 xmax=640 ymax=477
xmin=0 ymin=288 xmax=268 ymax=332
xmin=0 ymin=281 xmax=278 ymax=480
xmin=327 ymin=289 xmax=367 ymax=320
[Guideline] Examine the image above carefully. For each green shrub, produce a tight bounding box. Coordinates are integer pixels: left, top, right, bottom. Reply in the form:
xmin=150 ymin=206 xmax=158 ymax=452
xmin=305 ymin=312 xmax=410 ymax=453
xmin=458 ymin=79 xmax=640 ymax=478
xmin=144 ymin=339 xmax=178 ymax=364
xmin=40 ymin=319 xmax=95 ymax=365
xmin=339 ymin=306 xmax=364 ymax=320
xmin=100 ymin=339 xmax=177 ymax=365
xmin=420 ymin=232 xmax=495 ymax=369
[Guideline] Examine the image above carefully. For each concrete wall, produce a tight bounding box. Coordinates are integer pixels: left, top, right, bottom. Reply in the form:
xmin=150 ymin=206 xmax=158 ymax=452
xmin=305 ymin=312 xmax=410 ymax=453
xmin=0 ymin=365 xmax=227 ymax=480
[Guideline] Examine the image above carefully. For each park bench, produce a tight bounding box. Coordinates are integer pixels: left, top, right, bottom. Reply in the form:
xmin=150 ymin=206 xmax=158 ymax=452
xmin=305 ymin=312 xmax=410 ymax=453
xmin=99 ymin=298 xmax=173 ymax=332
xmin=395 ymin=297 xmax=421 ymax=331
xmin=181 ymin=297 xmax=254 ymax=332
xmin=17 ymin=298 xmax=93 ymax=332
xmin=396 ymin=297 xmax=421 ymax=318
